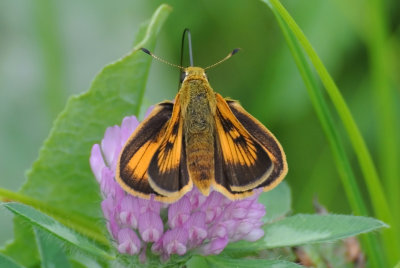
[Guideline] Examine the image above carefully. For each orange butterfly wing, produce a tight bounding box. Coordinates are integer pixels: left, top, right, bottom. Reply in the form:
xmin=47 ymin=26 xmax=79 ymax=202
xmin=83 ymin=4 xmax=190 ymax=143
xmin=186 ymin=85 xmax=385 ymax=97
xmin=213 ymin=93 xmax=287 ymax=198
xmin=147 ymin=94 xmax=192 ymax=201
xmin=227 ymin=99 xmax=287 ymax=190
xmin=116 ymin=102 xmax=173 ymax=200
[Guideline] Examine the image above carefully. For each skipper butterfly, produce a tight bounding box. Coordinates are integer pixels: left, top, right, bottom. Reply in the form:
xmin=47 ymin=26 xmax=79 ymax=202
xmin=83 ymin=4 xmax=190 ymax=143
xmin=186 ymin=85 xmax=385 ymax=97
xmin=116 ymin=32 xmax=287 ymax=203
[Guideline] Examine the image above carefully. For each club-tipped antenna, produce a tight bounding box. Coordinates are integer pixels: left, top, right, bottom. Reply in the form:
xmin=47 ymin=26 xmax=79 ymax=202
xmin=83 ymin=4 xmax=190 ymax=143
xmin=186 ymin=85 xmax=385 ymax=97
xmin=204 ymin=48 xmax=240 ymax=70
xmin=140 ymin=48 xmax=184 ymax=70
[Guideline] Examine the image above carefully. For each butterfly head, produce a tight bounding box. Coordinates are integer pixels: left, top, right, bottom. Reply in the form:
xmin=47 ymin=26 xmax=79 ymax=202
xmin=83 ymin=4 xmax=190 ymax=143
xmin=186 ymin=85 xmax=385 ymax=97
xmin=182 ymin=67 xmax=208 ymax=83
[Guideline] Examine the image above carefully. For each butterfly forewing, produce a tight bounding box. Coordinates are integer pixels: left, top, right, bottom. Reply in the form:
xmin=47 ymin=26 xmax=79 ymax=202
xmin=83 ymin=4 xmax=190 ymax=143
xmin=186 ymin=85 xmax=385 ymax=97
xmin=147 ymin=94 xmax=192 ymax=201
xmin=213 ymin=93 xmax=275 ymax=196
xmin=116 ymin=102 xmax=173 ymax=199
xmin=227 ymin=100 xmax=288 ymax=191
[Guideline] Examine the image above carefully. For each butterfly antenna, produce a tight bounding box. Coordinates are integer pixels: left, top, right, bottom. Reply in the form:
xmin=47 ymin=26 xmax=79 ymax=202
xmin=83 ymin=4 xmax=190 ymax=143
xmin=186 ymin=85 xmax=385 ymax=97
xmin=180 ymin=28 xmax=194 ymax=67
xmin=140 ymin=48 xmax=185 ymax=70
xmin=178 ymin=28 xmax=194 ymax=87
xmin=204 ymin=48 xmax=240 ymax=70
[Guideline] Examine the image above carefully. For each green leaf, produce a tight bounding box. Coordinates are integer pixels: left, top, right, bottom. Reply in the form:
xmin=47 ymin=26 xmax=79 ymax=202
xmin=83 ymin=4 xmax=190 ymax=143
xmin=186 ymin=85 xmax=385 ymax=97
xmin=187 ymin=255 xmax=210 ymax=268
xmin=1 ymin=4 xmax=171 ymax=246
xmin=262 ymin=214 xmax=386 ymax=248
xmin=0 ymin=216 xmax=39 ymax=267
xmin=205 ymin=255 xmax=302 ymax=268
xmin=34 ymin=227 xmax=71 ymax=268
xmin=68 ymin=253 xmax=104 ymax=268
xmin=259 ymin=181 xmax=291 ymax=223
xmin=226 ymin=214 xmax=386 ymax=255
xmin=0 ymin=253 xmax=25 ymax=268
xmin=3 ymin=202 xmax=113 ymax=260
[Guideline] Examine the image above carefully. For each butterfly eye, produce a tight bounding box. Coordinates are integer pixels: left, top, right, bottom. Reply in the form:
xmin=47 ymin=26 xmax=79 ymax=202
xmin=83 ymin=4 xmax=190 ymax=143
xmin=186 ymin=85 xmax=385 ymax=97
xmin=180 ymin=71 xmax=187 ymax=83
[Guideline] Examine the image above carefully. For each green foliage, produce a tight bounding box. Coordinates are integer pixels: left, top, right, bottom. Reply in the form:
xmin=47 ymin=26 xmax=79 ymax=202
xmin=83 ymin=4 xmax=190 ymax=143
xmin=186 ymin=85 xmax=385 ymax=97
xmin=0 ymin=253 xmax=24 ymax=268
xmin=1 ymin=216 xmax=40 ymax=267
xmin=5 ymin=200 xmax=385 ymax=266
xmin=262 ymin=214 xmax=386 ymax=247
xmin=224 ymin=214 xmax=385 ymax=255
xmin=187 ymin=255 xmax=302 ymax=268
xmin=1 ymin=0 xmax=170 ymax=244
xmin=0 ymin=4 xmax=171 ymax=266
xmin=3 ymin=202 xmax=112 ymax=259
xmin=17 ymin=4 xmax=171 ymax=239
xmin=259 ymin=181 xmax=291 ymax=223
xmin=34 ymin=227 xmax=71 ymax=268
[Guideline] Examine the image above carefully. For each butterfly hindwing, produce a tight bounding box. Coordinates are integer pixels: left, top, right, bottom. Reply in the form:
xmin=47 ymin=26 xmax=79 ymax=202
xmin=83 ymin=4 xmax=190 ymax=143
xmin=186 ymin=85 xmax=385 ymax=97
xmin=116 ymin=102 xmax=173 ymax=200
xmin=227 ymin=99 xmax=288 ymax=190
xmin=147 ymin=94 xmax=192 ymax=201
xmin=213 ymin=93 xmax=274 ymax=196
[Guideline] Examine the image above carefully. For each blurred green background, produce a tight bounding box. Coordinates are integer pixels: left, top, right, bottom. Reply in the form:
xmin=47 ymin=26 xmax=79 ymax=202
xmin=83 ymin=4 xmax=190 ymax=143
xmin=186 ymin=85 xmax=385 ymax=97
xmin=1 ymin=0 xmax=399 ymax=253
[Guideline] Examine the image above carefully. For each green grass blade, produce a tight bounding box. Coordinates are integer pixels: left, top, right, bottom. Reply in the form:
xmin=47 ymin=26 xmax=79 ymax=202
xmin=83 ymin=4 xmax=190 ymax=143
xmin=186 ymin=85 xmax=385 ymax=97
xmin=261 ymin=0 xmax=399 ymax=263
xmin=269 ymin=1 xmax=364 ymax=217
xmin=365 ymin=0 xmax=400 ymax=257
xmin=34 ymin=0 xmax=66 ymax=118
xmin=266 ymin=8 xmax=385 ymax=266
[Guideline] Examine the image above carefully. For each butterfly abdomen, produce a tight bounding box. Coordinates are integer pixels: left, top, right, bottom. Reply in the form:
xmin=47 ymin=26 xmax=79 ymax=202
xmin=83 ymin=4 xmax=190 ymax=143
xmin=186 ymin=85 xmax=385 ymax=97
xmin=181 ymin=79 xmax=216 ymax=196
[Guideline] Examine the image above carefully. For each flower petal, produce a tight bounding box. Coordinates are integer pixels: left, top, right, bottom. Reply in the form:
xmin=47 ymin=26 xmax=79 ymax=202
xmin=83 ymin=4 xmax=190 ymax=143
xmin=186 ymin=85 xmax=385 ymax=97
xmin=89 ymin=144 xmax=106 ymax=182
xmin=162 ymin=228 xmax=188 ymax=256
xmin=185 ymin=211 xmax=207 ymax=247
xmin=119 ymin=195 xmax=140 ymax=228
xmin=144 ymin=105 xmax=155 ymax=119
xmin=101 ymin=196 xmax=114 ymax=220
xmin=101 ymin=125 xmax=122 ymax=170
xmin=138 ymin=195 xmax=161 ymax=214
xmin=120 ymin=116 xmax=139 ymax=146
xmin=200 ymin=191 xmax=225 ymax=223
xmin=168 ymin=196 xmax=191 ymax=228
xmin=117 ymin=228 xmax=142 ymax=255
xmin=201 ymin=237 xmax=229 ymax=255
xmin=100 ymin=167 xmax=124 ymax=201
xmin=138 ymin=211 xmax=164 ymax=242
xmin=243 ymin=228 xmax=264 ymax=241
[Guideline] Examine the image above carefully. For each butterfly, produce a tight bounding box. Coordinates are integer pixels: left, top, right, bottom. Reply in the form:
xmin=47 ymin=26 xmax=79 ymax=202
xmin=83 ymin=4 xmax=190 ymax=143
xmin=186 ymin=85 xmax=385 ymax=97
xmin=115 ymin=47 xmax=288 ymax=203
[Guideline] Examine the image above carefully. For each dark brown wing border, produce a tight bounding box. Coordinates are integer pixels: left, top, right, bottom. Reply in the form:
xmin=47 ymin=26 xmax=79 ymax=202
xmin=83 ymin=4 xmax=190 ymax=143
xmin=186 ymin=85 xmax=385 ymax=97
xmin=227 ymin=100 xmax=288 ymax=190
xmin=116 ymin=102 xmax=173 ymax=200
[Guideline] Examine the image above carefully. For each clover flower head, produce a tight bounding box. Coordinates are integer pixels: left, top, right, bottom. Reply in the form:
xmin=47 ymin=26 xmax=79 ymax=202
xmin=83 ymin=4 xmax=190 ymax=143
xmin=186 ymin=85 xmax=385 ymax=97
xmin=90 ymin=108 xmax=266 ymax=261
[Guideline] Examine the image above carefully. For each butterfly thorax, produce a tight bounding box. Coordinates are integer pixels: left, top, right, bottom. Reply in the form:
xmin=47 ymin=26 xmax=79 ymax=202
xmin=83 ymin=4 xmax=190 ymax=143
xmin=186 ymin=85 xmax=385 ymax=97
xmin=179 ymin=67 xmax=216 ymax=196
